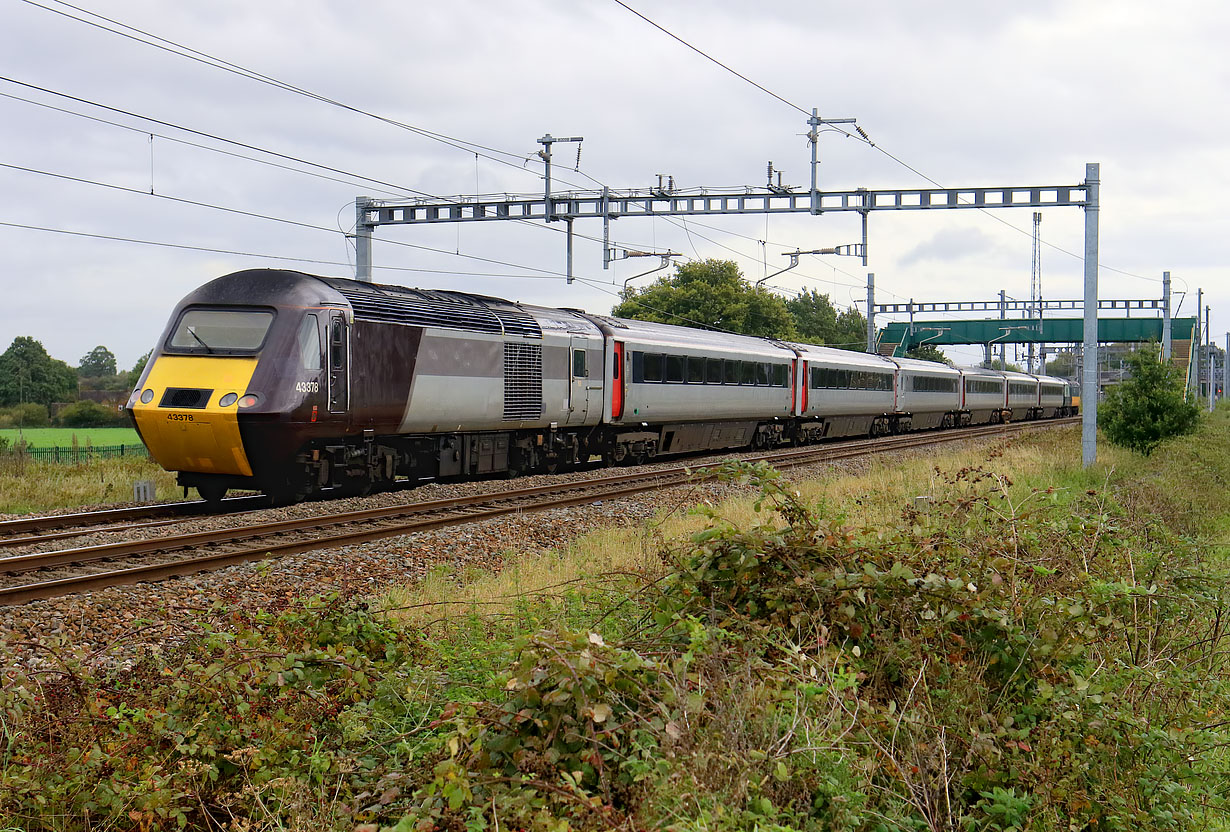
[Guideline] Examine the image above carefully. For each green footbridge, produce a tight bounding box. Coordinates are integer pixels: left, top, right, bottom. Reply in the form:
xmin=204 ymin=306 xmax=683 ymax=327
xmin=877 ymin=316 xmax=1200 ymax=383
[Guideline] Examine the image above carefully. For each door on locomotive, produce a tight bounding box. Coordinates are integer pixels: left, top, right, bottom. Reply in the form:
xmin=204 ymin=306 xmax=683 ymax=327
xmin=566 ymin=335 xmax=598 ymax=425
xmin=327 ymin=313 xmax=348 ymax=414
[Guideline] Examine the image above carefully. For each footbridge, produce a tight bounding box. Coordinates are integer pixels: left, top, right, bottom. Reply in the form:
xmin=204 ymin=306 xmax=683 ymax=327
xmin=876 ymin=315 xmax=1200 ymax=386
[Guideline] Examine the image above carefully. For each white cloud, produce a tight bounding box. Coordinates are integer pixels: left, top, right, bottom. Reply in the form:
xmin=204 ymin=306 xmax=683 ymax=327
xmin=0 ymin=0 xmax=1225 ymax=368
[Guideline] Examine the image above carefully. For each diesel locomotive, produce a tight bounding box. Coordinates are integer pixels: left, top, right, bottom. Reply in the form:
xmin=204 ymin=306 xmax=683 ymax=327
xmin=125 ymin=269 xmax=1075 ymax=503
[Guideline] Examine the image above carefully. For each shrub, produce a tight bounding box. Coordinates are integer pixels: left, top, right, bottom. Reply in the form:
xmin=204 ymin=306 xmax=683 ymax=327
xmin=400 ymin=459 xmax=1230 ymax=831
xmin=1099 ymin=346 xmax=1201 ymax=455
xmin=0 ymin=597 xmax=419 ymax=830
xmin=56 ymin=399 xmax=124 ymax=427
xmin=0 ymin=402 xmax=50 ymax=427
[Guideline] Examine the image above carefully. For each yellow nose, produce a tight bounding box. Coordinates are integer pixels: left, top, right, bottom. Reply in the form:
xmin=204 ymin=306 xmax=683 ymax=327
xmin=131 ymin=355 xmax=259 ymax=476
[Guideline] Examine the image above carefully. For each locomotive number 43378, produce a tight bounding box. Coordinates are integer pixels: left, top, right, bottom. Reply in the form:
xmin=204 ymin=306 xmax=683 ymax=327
xmin=295 ymin=380 xmax=321 ymax=393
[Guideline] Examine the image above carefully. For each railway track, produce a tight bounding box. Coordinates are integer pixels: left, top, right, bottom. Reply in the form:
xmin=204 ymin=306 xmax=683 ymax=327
xmin=0 ymin=495 xmax=268 ymax=545
xmin=0 ymin=417 xmax=1076 ymax=605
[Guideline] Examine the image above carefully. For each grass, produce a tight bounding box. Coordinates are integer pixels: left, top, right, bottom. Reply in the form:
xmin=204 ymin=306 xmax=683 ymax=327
xmin=0 ymin=455 xmax=184 ymax=514
xmin=0 ymin=426 xmax=142 ymax=447
xmin=383 ymin=423 xmax=1109 ymax=624
xmin=3 ymin=414 xmax=1230 ymax=829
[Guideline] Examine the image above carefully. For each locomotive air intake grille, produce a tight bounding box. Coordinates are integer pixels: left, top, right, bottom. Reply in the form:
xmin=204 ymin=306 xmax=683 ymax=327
xmin=503 ymin=343 xmax=543 ymax=421
xmin=159 ymin=388 xmax=214 ymax=409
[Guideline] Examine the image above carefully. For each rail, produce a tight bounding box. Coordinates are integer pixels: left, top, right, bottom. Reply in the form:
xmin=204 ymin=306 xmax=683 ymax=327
xmin=0 ymin=418 xmax=1077 ymax=605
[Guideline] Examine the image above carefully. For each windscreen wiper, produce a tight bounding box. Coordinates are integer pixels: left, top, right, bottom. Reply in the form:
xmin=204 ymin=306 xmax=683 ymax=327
xmin=186 ymin=326 xmax=214 ymax=354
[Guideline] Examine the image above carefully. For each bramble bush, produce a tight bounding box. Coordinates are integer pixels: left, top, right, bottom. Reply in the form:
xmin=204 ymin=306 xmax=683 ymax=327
xmin=0 ymin=597 xmax=421 ymax=830
xmin=399 ymin=458 xmax=1230 ymax=831
xmin=4 ymin=418 xmax=1230 ymax=831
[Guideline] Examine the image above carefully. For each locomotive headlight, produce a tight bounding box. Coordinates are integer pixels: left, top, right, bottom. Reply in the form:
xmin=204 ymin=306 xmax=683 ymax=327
xmin=238 ymin=393 xmax=260 ymax=408
xmin=140 ymin=388 xmax=154 ymax=404
xmin=218 ymin=392 xmax=239 ymax=407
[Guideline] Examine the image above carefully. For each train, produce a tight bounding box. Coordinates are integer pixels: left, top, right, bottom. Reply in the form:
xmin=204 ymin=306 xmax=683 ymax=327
xmin=125 ymin=269 xmax=1076 ymax=503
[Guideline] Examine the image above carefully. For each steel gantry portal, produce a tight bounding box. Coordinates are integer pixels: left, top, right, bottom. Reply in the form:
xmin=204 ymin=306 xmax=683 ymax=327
xmin=351 ymin=163 xmax=1102 ymax=465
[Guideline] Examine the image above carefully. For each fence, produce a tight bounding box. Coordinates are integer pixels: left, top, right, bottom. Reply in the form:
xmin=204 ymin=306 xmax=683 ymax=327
xmin=0 ymin=444 xmax=149 ymax=464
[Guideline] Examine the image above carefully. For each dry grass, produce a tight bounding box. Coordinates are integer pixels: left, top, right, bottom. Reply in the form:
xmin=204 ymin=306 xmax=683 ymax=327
xmin=0 ymin=455 xmax=185 ymax=514
xmin=383 ymin=524 xmax=669 ymax=629
xmin=382 ymin=426 xmax=1100 ymax=628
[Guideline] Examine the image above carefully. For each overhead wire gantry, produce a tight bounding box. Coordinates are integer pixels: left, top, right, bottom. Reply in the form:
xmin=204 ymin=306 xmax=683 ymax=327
xmin=348 ymin=122 xmax=1102 ymax=463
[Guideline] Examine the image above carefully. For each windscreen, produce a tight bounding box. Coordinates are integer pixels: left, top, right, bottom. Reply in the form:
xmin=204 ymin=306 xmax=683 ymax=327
xmin=168 ymin=308 xmax=274 ymax=353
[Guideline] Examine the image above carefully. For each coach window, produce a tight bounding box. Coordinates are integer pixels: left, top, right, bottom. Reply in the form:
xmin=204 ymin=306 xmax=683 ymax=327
xmin=297 ymin=314 xmax=321 ymax=370
xmin=724 ymin=359 xmax=739 ymax=385
xmin=573 ymin=349 xmax=587 ymax=378
xmin=688 ymin=356 xmax=706 ymax=384
xmin=643 ymin=353 xmax=663 ymax=382
xmin=665 ymin=354 xmax=685 ymax=383
xmin=739 ymin=361 xmax=755 ymax=386
xmin=707 ymin=357 xmax=724 ymax=384
xmin=773 ymin=364 xmax=788 ymax=387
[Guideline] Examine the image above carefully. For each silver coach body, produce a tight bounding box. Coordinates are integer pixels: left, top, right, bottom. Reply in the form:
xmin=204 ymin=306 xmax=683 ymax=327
xmin=790 ymin=344 xmax=897 ymax=436
xmin=585 ymin=315 xmax=795 ymax=425
xmin=959 ymin=366 xmax=1009 ymax=424
xmin=1035 ymin=376 xmax=1068 ymax=417
xmin=894 ymin=357 xmax=963 ymax=430
xmin=1002 ymin=371 xmax=1041 ymax=420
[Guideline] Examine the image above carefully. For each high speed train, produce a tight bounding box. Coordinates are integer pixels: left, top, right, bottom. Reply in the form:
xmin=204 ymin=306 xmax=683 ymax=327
xmin=125 ymin=269 xmax=1075 ymax=503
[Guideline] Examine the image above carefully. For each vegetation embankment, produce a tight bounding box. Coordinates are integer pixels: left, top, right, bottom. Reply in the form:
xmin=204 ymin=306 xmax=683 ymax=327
xmin=0 ymin=455 xmax=182 ymax=515
xmin=2 ymin=412 xmax=1229 ymax=831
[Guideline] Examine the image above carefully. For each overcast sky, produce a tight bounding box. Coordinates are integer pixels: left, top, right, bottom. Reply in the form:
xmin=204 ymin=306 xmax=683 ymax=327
xmin=2 ymin=0 xmax=1226 ymax=370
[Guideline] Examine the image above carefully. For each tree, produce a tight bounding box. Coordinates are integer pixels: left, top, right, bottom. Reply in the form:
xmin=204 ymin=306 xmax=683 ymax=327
xmin=785 ymin=290 xmax=867 ymax=349
xmin=905 ymin=344 xmax=953 ymax=365
xmin=983 ymin=358 xmax=1024 ymax=373
xmin=612 ymin=259 xmax=797 ymax=339
xmin=1099 ymin=346 xmax=1201 ymax=455
xmin=1045 ymin=352 xmax=1077 ymax=377
xmin=0 ymin=337 xmax=77 ymax=407
xmin=0 ymin=403 xmax=50 ymax=428
xmin=57 ymin=400 xmax=123 ymax=427
xmin=832 ymin=307 xmax=868 ymax=350
xmin=78 ymin=345 xmax=117 ymax=378
xmin=129 ymin=349 xmax=153 ymax=382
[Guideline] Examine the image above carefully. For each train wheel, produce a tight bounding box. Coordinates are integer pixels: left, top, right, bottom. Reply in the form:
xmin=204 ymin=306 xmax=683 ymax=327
xmin=605 ymin=444 xmax=628 ymax=467
xmin=197 ymin=483 xmax=227 ymax=505
xmin=339 ymin=477 xmax=373 ymax=497
xmin=268 ymin=475 xmax=311 ymax=506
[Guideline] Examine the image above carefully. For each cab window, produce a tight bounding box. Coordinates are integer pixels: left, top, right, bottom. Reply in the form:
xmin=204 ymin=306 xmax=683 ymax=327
xmin=168 ymin=308 xmax=273 ymax=354
xmin=297 ymin=314 xmax=321 ymax=370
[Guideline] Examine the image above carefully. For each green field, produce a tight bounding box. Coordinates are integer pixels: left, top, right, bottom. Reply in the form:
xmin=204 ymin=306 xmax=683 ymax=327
xmin=0 ymin=427 xmax=143 ymax=448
